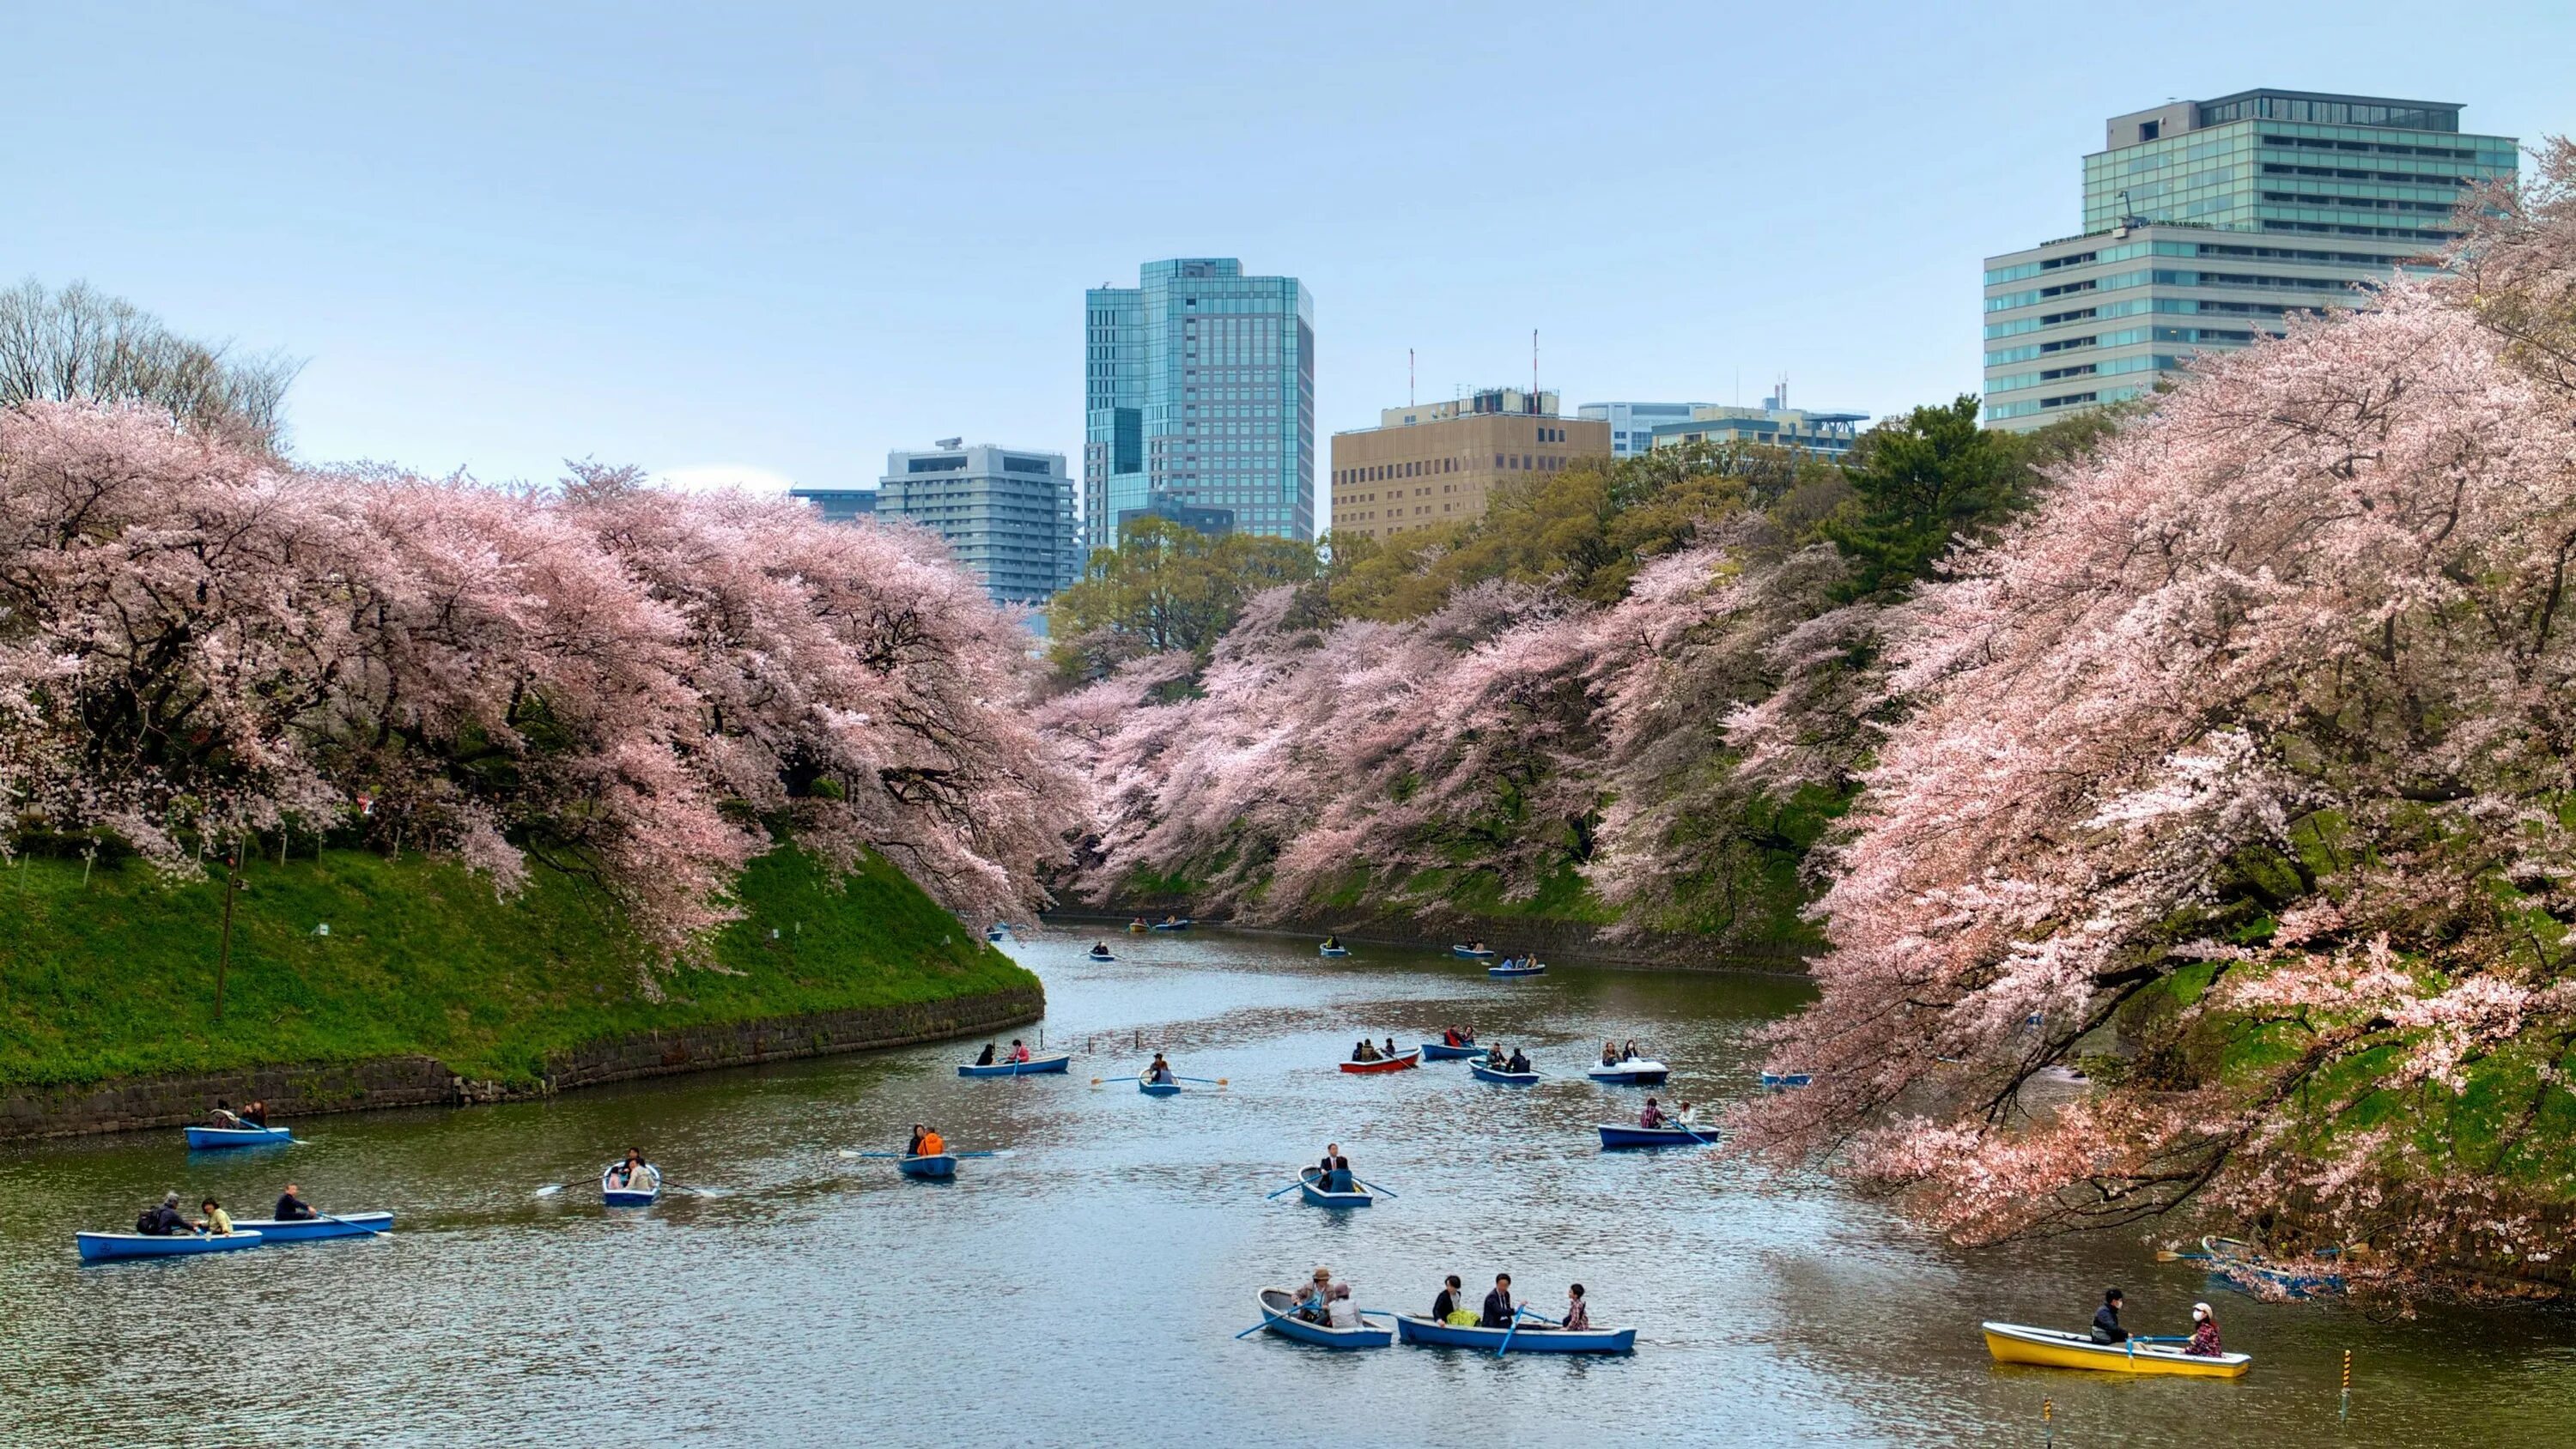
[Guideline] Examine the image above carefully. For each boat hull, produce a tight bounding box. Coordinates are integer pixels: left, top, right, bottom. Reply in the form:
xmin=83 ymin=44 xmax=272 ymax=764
xmin=1487 ymin=964 xmax=1546 ymax=978
xmin=1318 ymin=946 xmax=1350 ymax=957
xmin=1297 ymin=1168 xmax=1371 ymax=1208
xmin=76 ymin=1230 xmax=264 ymax=1262
xmin=1598 ymin=1124 xmax=1716 ymax=1149
xmin=185 ymin=1125 xmax=295 ymax=1149
xmin=2202 ymin=1237 xmax=2344 ymax=1297
xmin=1256 ymin=1289 xmax=1390 ymax=1349
xmin=1470 ymin=1064 xmax=1540 ymax=1085
xmin=228 ymin=1212 xmax=392 ymax=1241
xmin=1419 ymin=1041 xmax=1481 ymax=1060
xmin=1587 ymin=1062 xmax=1671 ymax=1086
xmin=1150 ymin=920 xmax=1194 ymax=931
xmin=1759 ymin=1072 xmax=1813 ymax=1089
xmin=1451 ymin=946 xmax=1496 ymax=959
xmin=1394 ymin=1314 xmax=1634 ymax=1354
xmin=897 ymin=1154 xmax=957 ymax=1179
xmin=1981 ymin=1322 xmax=2250 ymax=1377
xmin=957 ymin=1052 xmax=1072 ymax=1077
xmin=1338 ymin=1052 xmax=1420 ymax=1074
xmin=601 ymin=1166 xmax=663 ymax=1207
xmin=1138 ymin=1079 xmax=1182 ymax=1097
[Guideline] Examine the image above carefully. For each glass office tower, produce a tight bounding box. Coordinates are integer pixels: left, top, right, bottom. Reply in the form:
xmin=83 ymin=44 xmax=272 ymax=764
xmin=1084 ymin=258 xmax=1315 ymax=550
xmin=1982 ymin=89 xmax=2516 ymax=430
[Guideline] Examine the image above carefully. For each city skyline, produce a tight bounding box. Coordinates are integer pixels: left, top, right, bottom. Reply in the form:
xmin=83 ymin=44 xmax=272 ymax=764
xmin=6 ymin=3 xmax=2572 ymax=521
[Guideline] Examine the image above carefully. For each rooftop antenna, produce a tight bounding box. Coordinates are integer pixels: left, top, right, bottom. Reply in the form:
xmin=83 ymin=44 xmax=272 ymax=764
xmin=1532 ymin=330 xmax=1539 ymax=403
xmin=1409 ymin=348 xmax=1414 ymax=409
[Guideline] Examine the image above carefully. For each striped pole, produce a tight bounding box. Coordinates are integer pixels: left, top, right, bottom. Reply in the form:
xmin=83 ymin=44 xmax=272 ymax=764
xmin=2340 ymin=1347 xmax=2352 ymax=1423
xmin=2042 ymin=1397 xmax=2054 ymax=1447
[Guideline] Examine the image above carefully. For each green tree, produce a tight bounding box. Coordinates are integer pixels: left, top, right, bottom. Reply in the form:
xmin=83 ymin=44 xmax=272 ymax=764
xmin=1824 ymin=394 xmax=2030 ymax=599
xmin=1046 ymin=518 xmax=1320 ymax=676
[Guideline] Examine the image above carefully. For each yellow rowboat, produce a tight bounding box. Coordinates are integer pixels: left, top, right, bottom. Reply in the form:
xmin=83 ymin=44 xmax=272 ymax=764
xmin=1981 ymin=1322 xmax=2251 ymax=1378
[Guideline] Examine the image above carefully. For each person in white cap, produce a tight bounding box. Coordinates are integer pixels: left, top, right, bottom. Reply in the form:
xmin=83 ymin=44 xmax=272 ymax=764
xmin=2184 ymin=1300 xmax=2224 ymax=1356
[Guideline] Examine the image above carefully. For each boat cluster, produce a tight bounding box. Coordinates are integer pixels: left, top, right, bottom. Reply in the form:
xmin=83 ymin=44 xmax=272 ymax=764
xmin=77 ymin=1108 xmax=395 ymax=1263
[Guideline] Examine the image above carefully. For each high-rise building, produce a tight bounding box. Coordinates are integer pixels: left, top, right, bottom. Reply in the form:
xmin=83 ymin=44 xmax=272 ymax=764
xmin=1648 ymin=390 xmax=1869 ymax=457
xmin=1084 ymin=258 xmax=1315 ymax=549
xmin=875 ymin=442 xmax=1078 ymax=606
xmin=1327 ymin=387 xmax=1607 ymax=543
xmin=1578 ymin=401 xmax=1711 ymax=458
xmin=1982 ymin=88 xmax=2517 ymax=431
xmin=787 ymin=486 xmax=880 ymax=524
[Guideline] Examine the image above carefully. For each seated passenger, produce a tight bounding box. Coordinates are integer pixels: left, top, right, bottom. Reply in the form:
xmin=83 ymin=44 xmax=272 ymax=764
xmin=1601 ymin=1041 xmax=1620 ymax=1067
xmin=1507 ymin=1047 xmax=1531 ymax=1073
xmin=1327 ymin=1283 xmax=1361 ymax=1329
xmin=198 ymin=1197 xmax=234 ymax=1235
xmin=975 ymin=1042 xmax=997 ymax=1066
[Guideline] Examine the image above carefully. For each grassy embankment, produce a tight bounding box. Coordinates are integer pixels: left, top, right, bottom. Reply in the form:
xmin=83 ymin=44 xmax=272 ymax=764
xmin=0 ymin=845 xmax=1032 ymax=1089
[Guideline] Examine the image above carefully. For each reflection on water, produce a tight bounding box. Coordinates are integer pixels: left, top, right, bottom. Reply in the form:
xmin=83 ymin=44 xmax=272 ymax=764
xmin=3 ymin=931 xmax=2573 ymax=1446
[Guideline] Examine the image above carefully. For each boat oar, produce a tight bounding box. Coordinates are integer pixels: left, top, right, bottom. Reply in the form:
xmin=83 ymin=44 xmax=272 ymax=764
xmin=840 ymin=1151 xmax=910 ymax=1159
xmin=532 ymin=1179 xmax=593 ymax=1197
xmin=1497 ymin=1306 xmax=1527 ymax=1357
xmin=316 ymin=1210 xmax=389 ymax=1239
xmin=1175 ymin=1076 xmax=1228 ymax=1086
xmin=2154 ymin=1249 xmax=2215 ymax=1262
xmin=1267 ymin=1179 xmax=1310 ymax=1199
xmin=1236 ymin=1304 xmax=1293 ymax=1339
xmin=1354 ymin=1178 xmax=1399 ymax=1199
xmin=2130 ymin=1334 xmax=2192 ymax=1343
xmin=953 ymin=1150 xmax=1012 ymax=1159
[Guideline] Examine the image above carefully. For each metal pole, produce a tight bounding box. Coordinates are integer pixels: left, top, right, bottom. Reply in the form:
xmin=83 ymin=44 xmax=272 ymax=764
xmin=2340 ymin=1347 xmax=2351 ymax=1423
xmin=2042 ymin=1397 xmax=2054 ymax=1447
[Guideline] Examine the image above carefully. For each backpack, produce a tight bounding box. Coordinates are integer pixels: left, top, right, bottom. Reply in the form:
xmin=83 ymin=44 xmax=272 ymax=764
xmin=137 ymin=1210 xmax=158 ymax=1234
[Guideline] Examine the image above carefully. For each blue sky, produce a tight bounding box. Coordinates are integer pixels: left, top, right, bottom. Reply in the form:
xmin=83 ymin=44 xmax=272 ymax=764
xmin=9 ymin=1 xmax=2569 ymax=507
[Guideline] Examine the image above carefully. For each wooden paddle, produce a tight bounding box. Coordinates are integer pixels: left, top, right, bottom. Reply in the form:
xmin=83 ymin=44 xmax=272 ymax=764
xmin=2154 ymin=1249 xmax=2215 ymax=1262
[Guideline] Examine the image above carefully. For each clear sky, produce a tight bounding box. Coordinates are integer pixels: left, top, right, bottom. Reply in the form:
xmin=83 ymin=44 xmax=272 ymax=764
xmin=8 ymin=0 xmax=2569 ymax=510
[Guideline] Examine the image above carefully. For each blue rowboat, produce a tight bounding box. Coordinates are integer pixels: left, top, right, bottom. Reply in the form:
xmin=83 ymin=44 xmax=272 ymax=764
xmin=76 ymin=1230 xmax=264 ymax=1263
xmin=1088 ymin=948 xmax=1117 ymax=961
xmin=957 ymin=1051 xmax=1072 ymax=1078
xmin=2203 ymin=1237 xmax=2345 ymax=1298
xmin=1598 ymin=1123 xmax=1717 ymax=1149
xmin=1471 ymin=1064 xmax=1540 ymax=1085
xmin=1318 ymin=945 xmax=1351 ymax=957
xmin=897 ymin=1153 xmax=957 ymax=1180
xmin=1150 ymin=919 xmax=1194 ymax=931
xmin=1587 ymin=1060 xmax=1670 ymax=1086
xmin=1759 ymin=1071 xmax=1813 ymax=1089
xmin=1488 ymin=961 xmax=1546 ymax=978
xmin=1297 ymin=1167 xmax=1371 ymax=1208
xmin=1419 ymin=1040 xmax=1482 ymax=1060
xmin=1138 ymin=1077 xmax=1182 ymax=1097
xmin=185 ymin=1125 xmax=294 ymax=1150
xmin=984 ymin=925 xmax=1009 ymax=942
xmin=601 ymin=1164 xmax=662 ymax=1207
xmin=1393 ymin=1313 xmax=1636 ymax=1355
xmin=229 ymin=1211 xmax=393 ymax=1242
xmin=1451 ymin=945 xmax=1496 ymax=959
xmin=1255 ymin=1288 xmax=1391 ymax=1349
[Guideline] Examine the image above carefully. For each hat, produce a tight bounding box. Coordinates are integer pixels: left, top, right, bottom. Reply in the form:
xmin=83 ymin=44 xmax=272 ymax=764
xmin=2192 ymin=1301 xmax=2213 ymax=1316
xmin=1312 ymin=1266 xmax=1332 ymax=1282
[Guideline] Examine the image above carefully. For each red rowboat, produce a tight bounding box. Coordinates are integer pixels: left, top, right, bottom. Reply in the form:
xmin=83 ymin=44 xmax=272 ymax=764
xmin=1338 ymin=1051 xmax=1421 ymax=1075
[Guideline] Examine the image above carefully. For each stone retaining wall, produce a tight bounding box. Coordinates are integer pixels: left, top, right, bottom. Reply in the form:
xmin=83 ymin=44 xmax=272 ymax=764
xmin=0 ymin=985 xmax=1044 ymax=1142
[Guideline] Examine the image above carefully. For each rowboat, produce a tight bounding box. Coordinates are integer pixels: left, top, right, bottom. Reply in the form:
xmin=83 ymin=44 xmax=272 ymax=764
xmin=1587 ymin=1059 xmax=1670 ymax=1086
xmin=1138 ymin=1077 xmax=1182 ymax=1096
xmin=1127 ymin=922 xmax=1151 ymax=933
xmin=601 ymin=1163 xmax=662 ymax=1207
xmin=1597 ymin=1123 xmax=1717 ymax=1149
xmin=1488 ymin=961 xmax=1546 ymax=978
xmin=1451 ymin=944 xmax=1496 ymax=959
xmin=1254 ymin=1288 xmax=1391 ymax=1349
xmin=1150 ymin=919 xmax=1194 ymax=931
xmin=228 ymin=1211 xmax=393 ymax=1242
xmin=1318 ymin=944 xmax=1351 ymax=957
xmin=897 ymin=1153 xmax=957 ymax=1179
xmin=1470 ymin=1064 xmax=1540 ymax=1085
xmin=1419 ymin=1040 xmax=1482 ymax=1060
xmin=1394 ymin=1313 xmax=1636 ymax=1355
xmin=2203 ymin=1237 xmax=2344 ymax=1298
xmin=1297 ymin=1167 xmax=1372 ymax=1208
xmin=1088 ymin=948 xmax=1117 ymax=961
xmin=957 ymin=1051 xmax=1072 ymax=1077
xmin=1339 ymin=1051 xmax=1420 ymax=1075
xmin=185 ymin=1125 xmax=295 ymax=1150
xmin=1759 ymin=1071 xmax=1814 ymax=1089
xmin=76 ymin=1230 xmax=264 ymax=1263
xmin=1980 ymin=1322 xmax=2251 ymax=1378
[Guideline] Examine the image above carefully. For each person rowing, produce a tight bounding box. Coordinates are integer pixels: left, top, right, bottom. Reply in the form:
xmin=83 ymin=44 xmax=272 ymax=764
xmin=914 ymin=1126 xmax=947 ymax=1157
xmin=136 ymin=1191 xmax=193 ymax=1236
xmin=1381 ymin=1036 xmax=1400 ymax=1060
xmin=274 ymin=1184 xmax=318 ymax=1222
xmin=1010 ymin=1039 xmax=1031 ymax=1064
xmin=1317 ymin=1143 xmax=1353 ymax=1192
xmin=240 ymin=1100 xmax=270 ymax=1128
xmin=609 ymin=1148 xmax=652 ymax=1189
xmin=1639 ymin=1096 xmax=1666 ymax=1129
xmin=1480 ymin=1274 xmax=1517 ymax=1327
xmin=1484 ymin=1041 xmax=1507 ymax=1069
xmin=2089 ymin=1287 xmax=2128 ymax=1344
xmin=1506 ymin=1046 xmax=1531 ymax=1073
xmin=1090 ymin=941 xmax=1114 ymax=958
xmin=1352 ymin=1039 xmax=1381 ymax=1063
xmin=1293 ymin=1266 xmax=1335 ymax=1323
xmin=1323 ymin=933 xmax=1342 ymax=949
xmin=1145 ymin=1053 xmax=1176 ymax=1086
xmin=206 ymin=1099 xmax=246 ymax=1130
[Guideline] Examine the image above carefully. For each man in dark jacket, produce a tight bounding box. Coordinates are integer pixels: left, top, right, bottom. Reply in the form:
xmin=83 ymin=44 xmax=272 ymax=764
xmin=1480 ymin=1274 xmax=1516 ymax=1327
xmin=274 ymin=1185 xmax=318 ymax=1222
xmin=137 ymin=1191 xmax=193 ymax=1236
xmin=2091 ymin=1287 xmax=2128 ymax=1343
xmin=1318 ymin=1143 xmax=1352 ymax=1192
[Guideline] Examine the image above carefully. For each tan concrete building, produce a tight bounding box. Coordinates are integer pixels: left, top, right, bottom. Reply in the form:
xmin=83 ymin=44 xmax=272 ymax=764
xmin=1327 ymin=388 xmax=1609 ymax=543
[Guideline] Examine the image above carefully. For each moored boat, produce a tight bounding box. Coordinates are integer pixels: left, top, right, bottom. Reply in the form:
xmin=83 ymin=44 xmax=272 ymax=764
xmin=185 ymin=1124 xmax=295 ymax=1150
xmin=76 ymin=1229 xmax=264 ymax=1263
xmin=1338 ymin=1050 xmax=1420 ymax=1075
xmin=1470 ymin=1064 xmax=1540 ymax=1085
xmin=1254 ymin=1288 xmax=1391 ymax=1349
xmin=1393 ymin=1313 xmax=1635 ymax=1355
xmin=1487 ymin=960 xmax=1546 ymax=978
xmin=1419 ymin=1040 xmax=1481 ymax=1060
xmin=1597 ymin=1122 xmax=1716 ymax=1149
xmin=957 ymin=1051 xmax=1073 ymax=1078
xmin=897 ymin=1153 xmax=957 ymax=1180
xmin=1759 ymin=1071 xmax=1814 ymax=1089
xmin=1587 ymin=1059 xmax=1670 ymax=1086
xmin=2202 ymin=1237 xmax=2345 ymax=1298
xmin=1297 ymin=1167 xmax=1372 ymax=1208
xmin=1980 ymin=1321 xmax=2251 ymax=1378
xmin=1451 ymin=944 xmax=1496 ymax=959
xmin=228 ymin=1212 xmax=393 ymax=1242
xmin=601 ymin=1163 xmax=663 ymax=1207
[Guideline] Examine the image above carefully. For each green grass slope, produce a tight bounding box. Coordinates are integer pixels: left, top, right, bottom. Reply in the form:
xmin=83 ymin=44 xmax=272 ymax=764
xmin=0 ymin=845 xmax=1033 ymax=1089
